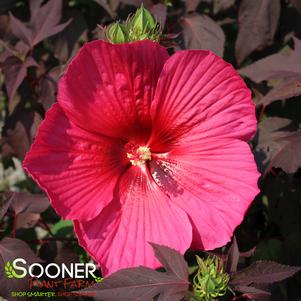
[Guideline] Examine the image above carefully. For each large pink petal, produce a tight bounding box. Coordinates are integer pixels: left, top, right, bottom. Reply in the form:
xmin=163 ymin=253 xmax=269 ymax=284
xmin=148 ymin=50 xmax=256 ymax=152
xmin=58 ymin=40 xmax=169 ymax=142
xmin=74 ymin=165 xmax=192 ymax=275
xmin=23 ymin=104 xmax=125 ymax=221
xmin=150 ymin=138 xmax=260 ymax=250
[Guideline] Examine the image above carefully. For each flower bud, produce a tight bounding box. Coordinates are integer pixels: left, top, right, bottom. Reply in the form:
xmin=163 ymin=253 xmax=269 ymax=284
xmin=105 ymin=5 xmax=162 ymax=43
xmin=106 ymin=22 xmax=128 ymax=44
xmin=130 ymin=5 xmax=156 ymax=33
xmin=128 ymin=5 xmax=161 ymax=42
xmin=193 ymin=255 xmax=229 ymax=301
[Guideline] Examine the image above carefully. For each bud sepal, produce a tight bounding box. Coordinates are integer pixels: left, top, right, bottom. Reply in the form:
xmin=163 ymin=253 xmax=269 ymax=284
xmin=105 ymin=4 xmax=162 ymax=44
xmin=192 ymin=255 xmax=230 ymax=301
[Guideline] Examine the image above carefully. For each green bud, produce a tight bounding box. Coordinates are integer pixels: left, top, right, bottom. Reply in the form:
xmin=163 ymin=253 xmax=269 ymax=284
xmin=193 ymin=255 xmax=229 ymax=301
xmin=105 ymin=5 xmax=162 ymax=44
xmin=106 ymin=22 xmax=128 ymax=44
xmin=128 ymin=4 xmax=162 ymax=42
xmin=130 ymin=4 xmax=156 ymax=33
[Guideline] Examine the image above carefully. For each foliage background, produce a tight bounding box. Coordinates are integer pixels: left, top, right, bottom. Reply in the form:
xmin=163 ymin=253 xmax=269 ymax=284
xmin=0 ymin=0 xmax=300 ymax=300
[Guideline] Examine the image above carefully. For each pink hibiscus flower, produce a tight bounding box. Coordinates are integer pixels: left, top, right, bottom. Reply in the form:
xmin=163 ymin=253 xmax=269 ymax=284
xmin=23 ymin=40 xmax=260 ymax=275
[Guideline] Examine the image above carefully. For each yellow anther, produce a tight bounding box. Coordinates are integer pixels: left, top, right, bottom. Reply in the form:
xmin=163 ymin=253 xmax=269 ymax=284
xmin=127 ymin=146 xmax=151 ymax=166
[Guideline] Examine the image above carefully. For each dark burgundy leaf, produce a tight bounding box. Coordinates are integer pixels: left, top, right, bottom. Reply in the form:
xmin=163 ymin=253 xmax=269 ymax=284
xmin=239 ymin=37 xmax=301 ymax=83
xmin=0 ymin=39 xmax=28 ymax=63
xmin=269 ymin=130 xmax=301 ymax=174
xmin=151 ymin=4 xmax=167 ymax=29
xmin=234 ymin=285 xmax=271 ymax=295
xmin=0 ymin=191 xmax=13 ymax=220
xmin=258 ymin=76 xmax=301 ymax=107
xmin=55 ymin=242 xmax=79 ymax=264
xmin=2 ymin=108 xmax=42 ymax=160
xmin=0 ymin=237 xmax=42 ymax=300
xmin=110 ymin=0 xmax=120 ymax=13
xmin=226 ymin=237 xmax=240 ymax=274
xmin=225 ymin=237 xmax=255 ymax=274
xmin=150 ymin=243 xmax=189 ymax=280
xmin=234 ymin=285 xmax=271 ymax=301
xmin=38 ymin=66 xmax=63 ymax=110
xmin=257 ymin=117 xmax=292 ymax=160
xmin=240 ymin=38 xmax=301 ymax=106
xmin=51 ymin=10 xmax=87 ymax=63
xmin=3 ymin=191 xmax=49 ymax=229
xmin=15 ymin=212 xmax=40 ymax=229
xmin=82 ymin=267 xmax=188 ymax=301
xmin=2 ymin=55 xmax=37 ymax=102
xmin=235 ymin=0 xmax=280 ymax=64
xmin=240 ymin=247 xmax=256 ymax=258
xmin=9 ymin=11 xmax=32 ymax=46
xmin=230 ymin=261 xmax=301 ymax=286
xmin=0 ymin=237 xmax=41 ymax=263
xmin=0 ymin=48 xmax=12 ymax=64
xmin=6 ymin=191 xmax=49 ymax=215
xmin=9 ymin=0 xmax=71 ymax=47
xmin=30 ymin=111 xmax=43 ymax=139
xmin=0 ymin=14 xmax=11 ymax=39
xmin=80 ymin=244 xmax=189 ymax=301
xmin=29 ymin=0 xmax=42 ymax=19
xmin=6 ymin=121 xmax=31 ymax=160
xmin=30 ymin=0 xmax=72 ymax=46
xmin=182 ymin=14 xmax=225 ymax=56
xmin=257 ymin=117 xmax=301 ymax=174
